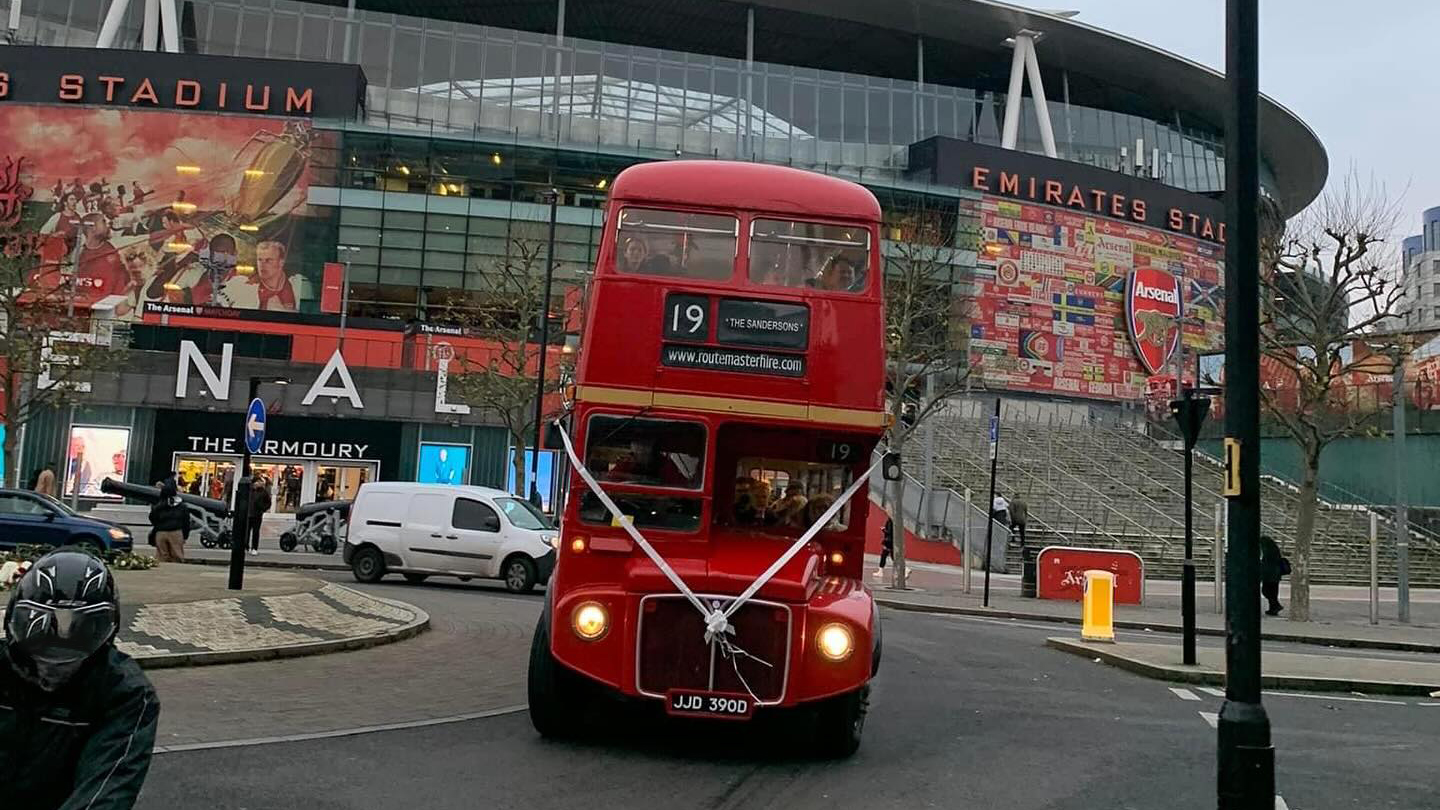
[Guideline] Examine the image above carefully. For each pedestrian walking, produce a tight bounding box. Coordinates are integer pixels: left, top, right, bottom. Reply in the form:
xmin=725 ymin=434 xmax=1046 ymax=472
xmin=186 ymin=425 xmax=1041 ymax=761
xmin=148 ymin=478 xmax=190 ymax=562
xmin=1259 ymin=534 xmax=1289 ymax=616
xmin=1009 ymin=496 xmax=1029 ymax=546
xmin=33 ymin=463 xmax=57 ymax=498
xmin=875 ymin=517 xmax=895 ymax=579
xmin=248 ymin=477 xmax=272 ymax=555
xmin=991 ymin=493 xmax=1010 ymax=528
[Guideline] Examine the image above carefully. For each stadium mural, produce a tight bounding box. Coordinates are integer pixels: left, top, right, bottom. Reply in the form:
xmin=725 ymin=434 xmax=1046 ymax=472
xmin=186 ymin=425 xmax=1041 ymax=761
xmin=968 ymin=194 xmax=1225 ymax=401
xmin=1 ymin=105 xmax=326 ymax=318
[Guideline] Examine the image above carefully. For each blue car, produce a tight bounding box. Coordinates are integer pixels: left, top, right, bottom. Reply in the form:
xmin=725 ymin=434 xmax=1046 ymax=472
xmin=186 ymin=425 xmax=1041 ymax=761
xmin=0 ymin=489 xmax=134 ymax=554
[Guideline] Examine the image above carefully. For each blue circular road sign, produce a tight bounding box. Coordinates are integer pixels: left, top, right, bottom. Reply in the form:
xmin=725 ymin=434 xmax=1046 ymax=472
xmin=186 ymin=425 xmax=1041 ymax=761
xmin=245 ymin=398 xmax=267 ymax=454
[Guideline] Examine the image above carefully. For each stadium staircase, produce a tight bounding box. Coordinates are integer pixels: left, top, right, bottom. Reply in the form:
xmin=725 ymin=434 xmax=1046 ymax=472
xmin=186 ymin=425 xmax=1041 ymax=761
xmin=906 ymin=397 xmax=1440 ymax=586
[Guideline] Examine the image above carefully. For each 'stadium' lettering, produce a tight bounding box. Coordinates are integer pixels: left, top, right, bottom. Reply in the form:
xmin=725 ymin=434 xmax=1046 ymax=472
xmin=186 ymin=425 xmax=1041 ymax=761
xmin=1134 ymin=280 xmax=1179 ymax=305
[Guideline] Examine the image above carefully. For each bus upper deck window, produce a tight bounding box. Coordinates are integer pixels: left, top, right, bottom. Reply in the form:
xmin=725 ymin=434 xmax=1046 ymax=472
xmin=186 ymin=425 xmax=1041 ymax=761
xmin=616 ymin=208 xmax=738 ymax=281
xmin=749 ymin=218 xmax=870 ymax=293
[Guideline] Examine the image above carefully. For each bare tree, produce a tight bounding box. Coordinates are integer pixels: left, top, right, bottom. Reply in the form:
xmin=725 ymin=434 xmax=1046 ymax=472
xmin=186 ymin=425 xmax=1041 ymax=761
xmin=882 ymin=196 xmax=976 ymax=589
xmin=446 ymin=235 xmax=581 ymax=498
xmin=0 ymin=232 xmax=127 ymax=487
xmin=1257 ymin=168 xmax=1405 ymax=621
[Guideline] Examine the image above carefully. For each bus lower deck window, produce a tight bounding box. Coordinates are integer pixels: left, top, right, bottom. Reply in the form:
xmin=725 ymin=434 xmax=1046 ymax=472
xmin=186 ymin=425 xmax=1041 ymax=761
xmin=578 ymin=491 xmax=702 ymax=532
xmin=584 ymin=415 xmax=706 ymax=490
xmin=732 ymin=457 xmax=852 ymax=531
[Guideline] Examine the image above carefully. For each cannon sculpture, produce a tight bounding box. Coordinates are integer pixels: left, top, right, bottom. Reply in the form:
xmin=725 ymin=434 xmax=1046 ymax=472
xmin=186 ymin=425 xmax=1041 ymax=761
xmin=99 ymin=478 xmax=235 ymax=549
xmin=279 ymin=500 xmax=352 ymax=555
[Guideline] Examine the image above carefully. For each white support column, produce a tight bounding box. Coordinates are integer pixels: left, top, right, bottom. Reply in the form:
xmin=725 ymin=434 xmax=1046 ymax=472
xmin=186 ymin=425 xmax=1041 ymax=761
xmin=141 ymin=0 xmax=158 ymax=50
xmin=95 ymin=0 xmax=133 ymax=49
xmin=916 ymin=36 xmax=925 ymax=136
xmin=157 ymin=0 xmax=179 ymax=52
xmin=999 ymin=35 xmax=1028 ymax=149
xmin=1020 ymin=35 xmax=1058 ymax=158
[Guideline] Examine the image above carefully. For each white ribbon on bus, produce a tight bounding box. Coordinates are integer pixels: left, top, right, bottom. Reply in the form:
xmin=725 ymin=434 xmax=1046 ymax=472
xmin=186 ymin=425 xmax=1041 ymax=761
xmin=555 ymin=422 xmax=883 ymax=647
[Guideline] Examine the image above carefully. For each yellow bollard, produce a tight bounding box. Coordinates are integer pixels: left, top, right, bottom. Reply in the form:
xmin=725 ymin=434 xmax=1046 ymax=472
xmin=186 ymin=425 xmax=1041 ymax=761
xmin=1081 ymin=569 xmax=1116 ymax=643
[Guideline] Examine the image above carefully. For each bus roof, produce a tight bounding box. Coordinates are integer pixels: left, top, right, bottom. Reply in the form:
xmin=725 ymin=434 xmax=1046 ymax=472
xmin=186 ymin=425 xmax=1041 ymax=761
xmin=608 ymin=161 xmax=882 ymax=223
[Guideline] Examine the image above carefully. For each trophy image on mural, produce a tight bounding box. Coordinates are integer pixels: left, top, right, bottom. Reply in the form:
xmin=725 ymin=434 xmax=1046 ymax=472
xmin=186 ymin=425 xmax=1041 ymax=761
xmin=0 ymin=107 xmax=319 ymax=319
xmin=227 ymin=120 xmax=313 ymax=228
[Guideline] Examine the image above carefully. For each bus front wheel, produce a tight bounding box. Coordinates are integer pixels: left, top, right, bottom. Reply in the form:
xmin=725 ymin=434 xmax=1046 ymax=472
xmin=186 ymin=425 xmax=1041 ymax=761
xmin=812 ymin=684 xmax=869 ymax=759
xmin=527 ymin=614 xmax=582 ymax=739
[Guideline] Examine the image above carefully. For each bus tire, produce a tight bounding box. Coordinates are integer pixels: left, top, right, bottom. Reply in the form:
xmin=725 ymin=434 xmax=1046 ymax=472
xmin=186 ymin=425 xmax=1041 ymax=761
xmin=813 ymin=684 xmax=869 ymax=759
xmin=527 ymin=614 xmax=581 ymax=739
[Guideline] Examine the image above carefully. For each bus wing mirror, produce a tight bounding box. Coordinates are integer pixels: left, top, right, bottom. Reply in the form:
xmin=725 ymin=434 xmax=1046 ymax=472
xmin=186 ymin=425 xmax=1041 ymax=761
xmin=881 ymin=452 xmax=902 ymax=482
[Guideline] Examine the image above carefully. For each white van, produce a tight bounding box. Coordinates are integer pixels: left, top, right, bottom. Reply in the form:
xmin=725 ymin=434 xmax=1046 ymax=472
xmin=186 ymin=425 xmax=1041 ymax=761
xmin=343 ymin=482 xmax=558 ymax=593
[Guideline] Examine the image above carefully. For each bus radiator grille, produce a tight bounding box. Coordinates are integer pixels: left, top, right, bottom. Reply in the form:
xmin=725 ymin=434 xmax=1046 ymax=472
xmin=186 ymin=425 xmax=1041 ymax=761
xmin=637 ymin=595 xmax=791 ymax=703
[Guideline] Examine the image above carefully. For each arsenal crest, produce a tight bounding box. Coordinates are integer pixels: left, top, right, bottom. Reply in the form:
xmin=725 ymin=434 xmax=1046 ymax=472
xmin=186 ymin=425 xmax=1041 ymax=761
xmin=1125 ymin=266 xmax=1182 ymax=374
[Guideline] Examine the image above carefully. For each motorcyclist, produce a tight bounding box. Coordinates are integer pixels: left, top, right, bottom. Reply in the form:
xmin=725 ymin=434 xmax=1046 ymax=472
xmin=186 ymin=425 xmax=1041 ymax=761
xmin=0 ymin=548 xmax=160 ymax=810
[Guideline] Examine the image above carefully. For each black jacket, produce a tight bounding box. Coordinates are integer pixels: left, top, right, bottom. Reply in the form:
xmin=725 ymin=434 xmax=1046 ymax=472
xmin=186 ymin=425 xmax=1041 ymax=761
xmin=148 ymin=498 xmax=190 ymax=535
xmin=1259 ymin=538 xmax=1286 ymax=583
xmin=0 ymin=643 xmax=160 ymax=810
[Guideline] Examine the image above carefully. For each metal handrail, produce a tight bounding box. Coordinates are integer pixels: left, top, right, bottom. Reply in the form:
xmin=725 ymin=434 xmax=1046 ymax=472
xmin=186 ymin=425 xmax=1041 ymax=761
xmin=933 ymin=411 xmax=1179 ymax=548
xmin=926 ymin=422 xmax=1143 ymax=551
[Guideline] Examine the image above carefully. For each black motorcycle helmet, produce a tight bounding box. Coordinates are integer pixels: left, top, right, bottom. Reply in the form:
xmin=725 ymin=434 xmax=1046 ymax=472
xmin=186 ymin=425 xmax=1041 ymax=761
xmin=4 ymin=548 xmax=120 ymax=691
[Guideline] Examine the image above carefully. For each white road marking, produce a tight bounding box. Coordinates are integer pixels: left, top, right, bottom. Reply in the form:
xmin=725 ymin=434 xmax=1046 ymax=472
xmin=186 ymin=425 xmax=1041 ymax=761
xmin=1199 ymin=687 xmax=1226 ymax=697
xmin=1198 ymin=711 xmax=1219 ymax=728
xmin=1264 ymin=691 xmax=1408 ymax=706
xmin=1275 ymin=795 xmax=1290 ymax=810
xmin=1170 ymin=687 xmax=1202 ymax=701
xmin=152 ymin=704 xmax=529 ymax=754
xmin=1418 ymin=702 xmax=1440 ymax=707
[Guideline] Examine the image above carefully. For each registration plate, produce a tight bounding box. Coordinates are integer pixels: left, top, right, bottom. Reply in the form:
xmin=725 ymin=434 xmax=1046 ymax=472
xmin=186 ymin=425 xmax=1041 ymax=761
xmin=665 ymin=690 xmax=755 ymax=720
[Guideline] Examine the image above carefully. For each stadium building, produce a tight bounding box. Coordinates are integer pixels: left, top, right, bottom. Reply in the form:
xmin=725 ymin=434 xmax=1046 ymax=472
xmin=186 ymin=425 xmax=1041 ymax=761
xmin=0 ymin=0 xmax=1328 ymax=513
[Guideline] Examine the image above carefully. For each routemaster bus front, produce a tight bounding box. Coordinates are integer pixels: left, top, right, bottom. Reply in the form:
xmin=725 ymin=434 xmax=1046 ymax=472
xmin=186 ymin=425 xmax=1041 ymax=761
xmin=527 ymin=161 xmax=890 ymax=757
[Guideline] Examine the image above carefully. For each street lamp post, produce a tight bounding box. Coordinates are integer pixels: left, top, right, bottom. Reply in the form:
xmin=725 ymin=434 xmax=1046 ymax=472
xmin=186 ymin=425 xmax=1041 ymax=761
xmin=529 ymin=187 xmax=560 ymax=507
xmin=1171 ymin=387 xmax=1212 ymax=666
xmin=1218 ymin=0 xmax=1274 ymax=805
xmin=336 ymin=245 xmax=361 ymax=351
xmin=227 ymin=375 xmax=289 ymax=591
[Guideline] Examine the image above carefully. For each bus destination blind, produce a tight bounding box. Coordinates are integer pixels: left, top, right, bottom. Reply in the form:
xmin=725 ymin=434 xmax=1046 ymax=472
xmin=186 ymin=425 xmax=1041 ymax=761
xmin=715 ymin=299 xmax=808 ymax=350
xmin=661 ymin=293 xmax=807 ymax=377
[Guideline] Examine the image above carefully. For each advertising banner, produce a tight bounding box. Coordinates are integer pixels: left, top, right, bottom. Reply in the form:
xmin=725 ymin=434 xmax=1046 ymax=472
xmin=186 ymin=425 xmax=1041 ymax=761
xmin=968 ymin=194 xmax=1225 ymax=401
xmin=1 ymin=105 xmax=324 ymax=318
xmin=65 ymin=425 xmax=130 ymax=499
xmin=417 ymin=442 xmax=470 ymax=485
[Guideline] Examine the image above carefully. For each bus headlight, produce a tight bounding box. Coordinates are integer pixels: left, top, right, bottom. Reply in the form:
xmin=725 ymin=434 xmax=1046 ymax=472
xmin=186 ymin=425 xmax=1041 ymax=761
xmin=816 ymin=623 xmax=854 ymax=662
xmin=572 ymin=602 xmax=609 ymax=641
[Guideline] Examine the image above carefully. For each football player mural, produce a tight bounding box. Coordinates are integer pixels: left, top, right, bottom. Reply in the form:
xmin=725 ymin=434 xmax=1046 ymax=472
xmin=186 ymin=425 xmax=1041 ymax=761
xmin=1 ymin=107 xmax=320 ymax=318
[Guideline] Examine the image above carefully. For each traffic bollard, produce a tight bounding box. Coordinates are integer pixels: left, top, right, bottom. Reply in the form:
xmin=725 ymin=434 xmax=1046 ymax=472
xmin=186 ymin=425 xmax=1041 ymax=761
xmin=1081 ymin=569 xmax=1116 ymax=643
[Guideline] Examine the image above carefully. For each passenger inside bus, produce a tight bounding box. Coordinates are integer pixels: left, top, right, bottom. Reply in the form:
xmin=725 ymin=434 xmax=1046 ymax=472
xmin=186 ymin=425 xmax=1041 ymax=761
xmin=619 ymin=237 xmax=649 ymax=273
xmin=814 ymin=254 xmax=863 ymax=292
xmin=726 ymin=457 xmax=851 ymax=533
xmin=606 ymin=438 xmax=692 ymax=487
xmin=578 ymin=415 xmax=707 ymax=531
xmin=748 ymin=217 xmax=869 ymax=293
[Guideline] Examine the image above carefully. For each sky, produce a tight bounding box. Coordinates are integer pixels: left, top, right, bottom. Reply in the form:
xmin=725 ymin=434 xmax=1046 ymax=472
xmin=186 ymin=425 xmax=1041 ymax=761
xmin=1018 ymin=1 xmax=1435 ymax=240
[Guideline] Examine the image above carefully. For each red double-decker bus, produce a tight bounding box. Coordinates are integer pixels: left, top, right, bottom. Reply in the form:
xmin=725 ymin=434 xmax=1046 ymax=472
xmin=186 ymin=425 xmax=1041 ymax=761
xmin=528 ymin=161 xmax=889 ymax=756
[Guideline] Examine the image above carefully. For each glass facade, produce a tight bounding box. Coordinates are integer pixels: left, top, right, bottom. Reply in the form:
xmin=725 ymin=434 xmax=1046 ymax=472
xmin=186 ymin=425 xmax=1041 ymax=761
xmin=16 ymin=0 xmax=1263 ymax=196
xmin=11 ymin=0 xmax=1278 ymax=322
